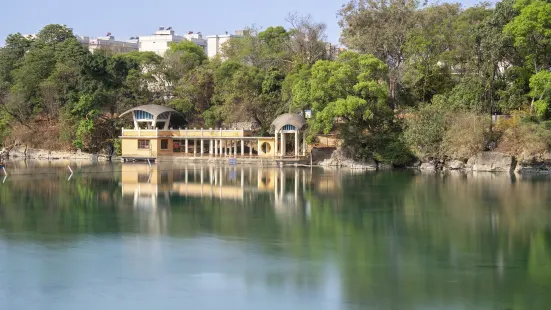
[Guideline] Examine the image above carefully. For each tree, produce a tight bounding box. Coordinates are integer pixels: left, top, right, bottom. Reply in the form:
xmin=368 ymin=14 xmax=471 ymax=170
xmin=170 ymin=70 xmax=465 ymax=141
xmin=339 ymin=0 xmax=419 ymax=108
xmin=504 ymin=0 xmax=551 ymax=112
xmin=222 ymin=26 xmax=292 ymax=72
xmin=504 ymin=0 xmax=551 ymax=74
xmin=35 ymin=24 xmax=75 ymax=47
xmin=0 ymin=33 xmax=33 ymax=87
xmin=402 ymin=3 xmax=460 ymax=103
xmin=529 ymin=70 xmax=551 ymax=119
xmin=205 ymin=61 xmax=286 ymax=132
xmin=291 ymin=52 xmax=410 ymax=163
xmin=286 ymin=13 xmax=329 ymax=66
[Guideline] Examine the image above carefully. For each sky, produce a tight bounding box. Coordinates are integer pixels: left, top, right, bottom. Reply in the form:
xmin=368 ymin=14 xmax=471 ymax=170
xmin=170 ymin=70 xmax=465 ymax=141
xmin=1 ymin=0 xmax=493 ymax=46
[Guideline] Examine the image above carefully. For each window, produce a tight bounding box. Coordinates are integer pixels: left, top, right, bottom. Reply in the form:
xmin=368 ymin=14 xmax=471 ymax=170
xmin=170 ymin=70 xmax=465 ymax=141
xmin=160 ymin=139 xmax=169 ymax=150
xmin=138 ymin=140 xmax=150 ymax=149
xmin=261 ymin=142 xmax=271 ymax=154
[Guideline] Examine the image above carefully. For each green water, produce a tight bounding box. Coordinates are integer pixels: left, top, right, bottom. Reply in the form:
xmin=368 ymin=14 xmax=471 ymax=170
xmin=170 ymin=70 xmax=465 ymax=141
xmin=1 ymin=162 xmax=551 ymax=310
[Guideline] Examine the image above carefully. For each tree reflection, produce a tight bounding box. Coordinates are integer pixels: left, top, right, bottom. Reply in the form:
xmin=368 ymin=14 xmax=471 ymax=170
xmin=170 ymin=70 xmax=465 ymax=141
xmin=0 ymin=164 xmax=551 ymax=309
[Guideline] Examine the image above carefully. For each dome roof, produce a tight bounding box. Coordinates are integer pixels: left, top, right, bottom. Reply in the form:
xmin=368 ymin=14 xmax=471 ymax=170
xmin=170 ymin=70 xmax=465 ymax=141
xmin=119 ymin=105 xmax=182 ymax=118
xmin=271 ymin=113 xmax=306 ymax=132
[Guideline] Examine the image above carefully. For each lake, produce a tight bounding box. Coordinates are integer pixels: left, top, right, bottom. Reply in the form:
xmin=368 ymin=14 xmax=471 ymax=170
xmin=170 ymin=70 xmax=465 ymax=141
xmin=1 ymin=162 xmax=550 ymax=310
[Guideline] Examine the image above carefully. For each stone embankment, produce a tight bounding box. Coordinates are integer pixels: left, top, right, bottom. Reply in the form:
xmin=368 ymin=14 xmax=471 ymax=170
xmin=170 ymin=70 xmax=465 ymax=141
xmin=418 ymin=151 xmax=551 ymax=174
xmin=1 ymin=145 xmax=114 ymax=161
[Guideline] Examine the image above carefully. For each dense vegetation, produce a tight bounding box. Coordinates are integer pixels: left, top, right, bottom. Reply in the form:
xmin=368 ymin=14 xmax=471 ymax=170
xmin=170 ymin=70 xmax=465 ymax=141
xmin=1 ymin=0 xmax=551 ymax=163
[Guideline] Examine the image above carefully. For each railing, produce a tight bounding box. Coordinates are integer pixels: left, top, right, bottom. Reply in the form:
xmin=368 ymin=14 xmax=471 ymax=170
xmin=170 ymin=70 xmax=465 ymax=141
xmin=121 ymin=128 xmax=252 ymax=138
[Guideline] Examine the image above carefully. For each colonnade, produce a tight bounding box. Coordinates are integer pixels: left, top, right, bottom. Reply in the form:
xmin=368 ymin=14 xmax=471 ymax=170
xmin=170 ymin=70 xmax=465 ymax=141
xmin=177 ymin=138 xmax=255 ymax=157
xmin=273 ymin=130 xmax=307 ymax=157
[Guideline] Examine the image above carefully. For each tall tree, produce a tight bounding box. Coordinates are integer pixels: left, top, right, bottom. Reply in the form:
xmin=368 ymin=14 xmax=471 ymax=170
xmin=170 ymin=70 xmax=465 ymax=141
xmin=339 ymin=0 xmax=419 ymax=108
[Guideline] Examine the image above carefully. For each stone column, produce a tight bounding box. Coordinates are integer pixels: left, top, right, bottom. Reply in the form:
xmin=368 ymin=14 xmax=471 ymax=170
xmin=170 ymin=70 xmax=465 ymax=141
xmin=214 ymin=139 xmax=218 ymax=156
xmin=295 ymin=131 xmax=299 ymax=158
xmin=201 ymin=139 xmax=204 ymax=155
xmin=233 ymin=140 xmax=237 ymax=156
xmin=302 ymin=132 xmax=307 ymax=156
xmin=209 ymin=139 xmax=213 ymax=155
xmin=241 ymin=139 xmax=245 ymax=157
xmin=274 ymin=130 xmax=278 ymax=158
xmin=194 ymin=139 xmax=197 ymax=156
xmin=185 ymin=139 xmax=188 ymax=155
xmin=280 ymin=132 xmax=286 ymax=157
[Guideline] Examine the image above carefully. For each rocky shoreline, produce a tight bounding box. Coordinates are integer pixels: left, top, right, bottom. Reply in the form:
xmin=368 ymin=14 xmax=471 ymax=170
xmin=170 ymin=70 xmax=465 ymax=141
xmin=2 ymin=145 xmax=550 ymax=174
xmin=418 ymin=152 xmax=551 ymax=174
xmin=0 ymin=145 xmax=114 ymax=161
xmin=316 ymin=148 xmax=551 ymax=174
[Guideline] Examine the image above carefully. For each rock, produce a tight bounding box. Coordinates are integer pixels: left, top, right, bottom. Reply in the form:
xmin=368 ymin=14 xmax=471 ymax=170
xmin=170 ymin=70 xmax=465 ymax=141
xmin=514 ymin=153 xmax=551 ymax=174
xmin=378 ymin=163 xmax=393 ymax=170
xmin=447 ymin=160 xmax=465 ymax=170
xmin=420 ymin=162 xmax=437 ymax=171
xmin=468 ymin=152 xmax=515 ymax=172
xmin=26 ymin=148 xmax=51 ymax=159
xmin=515 ymin=163 xmax=551 ymax=174
xmin=9 ymin=145 xmax=27 ymax=158
xmin=319 ymin=148 xmax=377 ymax=170
xmin=466 ymin=156 xmax=475 ymax=169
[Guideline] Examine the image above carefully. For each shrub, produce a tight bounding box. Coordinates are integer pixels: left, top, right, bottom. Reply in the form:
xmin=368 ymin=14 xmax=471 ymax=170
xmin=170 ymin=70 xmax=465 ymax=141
xmin=497 ymin=114 xmax=551 ymax=157
xmin=403 ymin=103 xmax=449 ymax=160
xmin=440 ymin=112 xmax=490 ymax=159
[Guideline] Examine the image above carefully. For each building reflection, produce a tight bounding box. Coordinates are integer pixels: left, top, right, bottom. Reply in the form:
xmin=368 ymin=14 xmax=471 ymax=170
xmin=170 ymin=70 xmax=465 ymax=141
xmin=120 ymin=164 xmax=337 ymax=206
xmin=119 ymin=164 xmax=342 ymax=234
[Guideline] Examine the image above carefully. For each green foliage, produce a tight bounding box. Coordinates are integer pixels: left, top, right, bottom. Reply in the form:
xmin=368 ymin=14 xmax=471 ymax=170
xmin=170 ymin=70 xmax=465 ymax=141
xmin=73 ymin=119 xmax=95 ymax=149
xmin=1 ymin=4 xmax=551 ymax=160
xmin=403 ymin=103 xmax=449 ymax=160
xmin=504 ymin=0 xmax=551 ymax=72
xmin=533 ymin=100 xmax=549 ymax=119
xmin=529 ymin=70 xmax=551 ymax=119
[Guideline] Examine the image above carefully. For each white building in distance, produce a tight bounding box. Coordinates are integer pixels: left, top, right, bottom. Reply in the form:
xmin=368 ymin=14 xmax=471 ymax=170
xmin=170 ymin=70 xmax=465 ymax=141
xmin=139 ymin=27 xmax=207 ymax=56
xmin=206 ymin=30 xmax=244 ymax=58
xmin=87 ymin=34 xmax=138 ymax=54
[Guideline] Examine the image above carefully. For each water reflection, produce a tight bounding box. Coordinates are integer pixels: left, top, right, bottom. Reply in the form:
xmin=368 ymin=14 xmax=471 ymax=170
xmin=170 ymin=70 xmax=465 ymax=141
xmin=120 ymin=163 xmax=320 ymax=208
xmin=1 ymin=164 xmax=551 ymax=309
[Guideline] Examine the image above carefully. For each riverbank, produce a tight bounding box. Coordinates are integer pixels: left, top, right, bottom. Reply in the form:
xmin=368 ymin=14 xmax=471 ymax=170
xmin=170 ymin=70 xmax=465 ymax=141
xmin=1 ymin=145 xmax=115 ymax=162
xmin=416 ymin=151 xmax=551 ymax=174
xmin=3 ymin=144 xmax=551 ymax=174
xmin=315 ymin=147 xmax=551 ymax=174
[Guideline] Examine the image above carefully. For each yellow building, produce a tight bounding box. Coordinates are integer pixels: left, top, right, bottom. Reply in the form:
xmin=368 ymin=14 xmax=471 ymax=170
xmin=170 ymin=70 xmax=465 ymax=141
xmin=119 ymin=105 xmax=307 ymax=161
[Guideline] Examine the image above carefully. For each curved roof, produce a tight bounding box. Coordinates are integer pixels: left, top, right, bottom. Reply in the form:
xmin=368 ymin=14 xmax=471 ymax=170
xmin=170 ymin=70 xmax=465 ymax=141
xmin=271 ymin=113 xmax=306 ymax=131
xmin=119 ymin=105 xmax=182 ymax=118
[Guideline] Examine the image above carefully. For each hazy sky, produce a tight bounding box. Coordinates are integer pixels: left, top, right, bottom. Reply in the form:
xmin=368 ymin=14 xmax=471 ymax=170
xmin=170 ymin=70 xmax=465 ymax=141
xmin=1 ymin=0 xmax=494 ymax=45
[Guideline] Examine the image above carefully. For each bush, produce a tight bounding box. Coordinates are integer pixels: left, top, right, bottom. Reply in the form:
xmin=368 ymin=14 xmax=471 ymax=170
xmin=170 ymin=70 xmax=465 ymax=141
xmin=497 ymin=114 xmax=551 ymax=157
xmin=440 ymin=112 xmax=490 ymax=159
xmin=403 ymin=103 xmax=449 ymax=160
